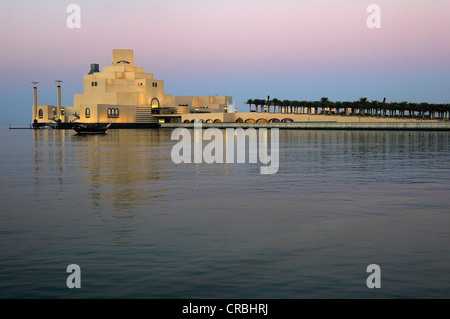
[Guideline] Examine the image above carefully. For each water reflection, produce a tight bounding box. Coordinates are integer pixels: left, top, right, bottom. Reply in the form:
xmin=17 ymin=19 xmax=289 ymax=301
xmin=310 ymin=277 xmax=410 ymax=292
xmin=1 ymin=127 xmax=446 ymax=297
xmin=32 ymin=129 xmax=171 ymax=244
xmin=279 ymin=130 xmax=449 ymax=172
xmin=31 ymin=129 xmax=449 ymax=250
xmin=33 ymin=129 xmax=168 ymax=207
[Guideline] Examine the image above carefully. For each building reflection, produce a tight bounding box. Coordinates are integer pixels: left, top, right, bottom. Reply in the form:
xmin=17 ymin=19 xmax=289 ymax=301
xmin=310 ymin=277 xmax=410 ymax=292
xmin=33 ymin=129 xmax=68 ymax=188
xmin=72 ymin=130 xmax=168 ymax=212
xmin=32 ymin=129 xmax=169 ymax=244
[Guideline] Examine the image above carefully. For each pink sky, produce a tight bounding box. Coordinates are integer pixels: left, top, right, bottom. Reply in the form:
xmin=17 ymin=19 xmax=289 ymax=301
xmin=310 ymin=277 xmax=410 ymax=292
xmin=0 ymin=0 xmax=448 ymax=124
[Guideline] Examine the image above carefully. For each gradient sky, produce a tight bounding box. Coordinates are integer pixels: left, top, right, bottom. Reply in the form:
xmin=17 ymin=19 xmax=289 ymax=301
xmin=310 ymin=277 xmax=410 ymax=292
xmin=0 ymin=0 xmax=448 ymax=124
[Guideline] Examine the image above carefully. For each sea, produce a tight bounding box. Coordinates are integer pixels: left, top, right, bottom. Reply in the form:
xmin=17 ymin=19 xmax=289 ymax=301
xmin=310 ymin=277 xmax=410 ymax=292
xmin=0 ymin=127 xmax=449 ymax=299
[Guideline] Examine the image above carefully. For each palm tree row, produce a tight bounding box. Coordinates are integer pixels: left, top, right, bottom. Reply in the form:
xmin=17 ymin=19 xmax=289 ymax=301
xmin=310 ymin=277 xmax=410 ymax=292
xmin=245 ymin=97 xmax=450 ymax=120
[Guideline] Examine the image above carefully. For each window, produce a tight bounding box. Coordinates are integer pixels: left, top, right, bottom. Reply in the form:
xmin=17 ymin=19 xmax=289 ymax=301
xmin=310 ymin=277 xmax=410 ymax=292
xmin=85 ymin=108 xmax=90 ymax=118
xmin=91 ymin=81 xmax=98 ymax=86
xmin=151 ymin=98 xmax=160 ymax=109
xmin=152 ymin=82 xmax=158 ymax=87
xmin=53 ymin=109 xmax=57 ymax=116
xmin=107 ymin=108 xmax=119 ymax=118
xmin=38 ymin=109 xmax=43 ymax=119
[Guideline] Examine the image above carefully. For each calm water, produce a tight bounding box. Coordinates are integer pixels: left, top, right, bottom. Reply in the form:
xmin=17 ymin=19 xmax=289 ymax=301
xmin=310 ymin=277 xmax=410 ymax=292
xmin=0 ymin=127 xmax=449 ymax=298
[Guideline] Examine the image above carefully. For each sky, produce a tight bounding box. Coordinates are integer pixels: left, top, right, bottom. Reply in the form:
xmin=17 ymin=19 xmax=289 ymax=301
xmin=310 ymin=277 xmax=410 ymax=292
xmin=0 ymin=0 xmax=449 ymax=125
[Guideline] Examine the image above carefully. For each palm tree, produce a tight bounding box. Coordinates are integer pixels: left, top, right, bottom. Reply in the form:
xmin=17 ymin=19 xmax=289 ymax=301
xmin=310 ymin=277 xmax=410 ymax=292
xmin=429 ymin=103 xmax=437 ymax=120
xmin=310 ymin=101 xmax=320 ymax=115
xmin=438 ymin=103 xmax=448 ymax=120
xmin=334 ymin=101 xmax=342 ymax=115
xmin=370 ymin=100 xmax=379 ymax=117
xmin=408 ymin=103 xmax=418 ymax=118
xmin=351 ymin=101 xmax=358 ymax=116
xmin=252 ymin=99 xmax=258 ymax=113
xmin=359 ymin=97 xmax=368 ymax=116
xmin=291 ymin=100 xmax=296 ymax=113
xmin=342 ymin=101 xmax=352 ymax=116
xmin=246 ymin=99 xmax=253 ymax=112
xmin=253 ymin=99 xmax=262 ymax=113
xmin=320 ymin=97 xmax=329 ymax=115
xmin=272 ymin=98 xmax=281 ymax=113
xmin=243 ymin=96 xmax=448 ymax=120
xmin=418 ymin=102 xmax=428 ymax=120
xmin=261 ymin=99 xmax=267 ymax=113
xmin=282 ymin=100 xmax=290 ymax=113
xmin=391 ymin=102 xmax=399 ymax=118
xmin=302 ymin=101 xmax=311 ymax=114
xmin=398 ymin=101 xmax=408 ymax=118
xmin=299 ymin=100 xmax=307 ymax=114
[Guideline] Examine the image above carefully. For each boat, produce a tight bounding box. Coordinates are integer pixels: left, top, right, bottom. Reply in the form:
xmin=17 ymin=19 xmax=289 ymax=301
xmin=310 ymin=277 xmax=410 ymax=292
xmin=74 ymin=123 xmax=111 ymax=134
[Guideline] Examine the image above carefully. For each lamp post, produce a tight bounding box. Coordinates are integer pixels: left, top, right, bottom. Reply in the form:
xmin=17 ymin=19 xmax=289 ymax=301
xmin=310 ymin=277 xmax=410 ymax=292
xmin=32 ymin=82 xmax=39 ymax=126
xmin=55 ymin=80 xmax=62 ymax=120
xmin=55 ymin=80 xmax=63 ymax=125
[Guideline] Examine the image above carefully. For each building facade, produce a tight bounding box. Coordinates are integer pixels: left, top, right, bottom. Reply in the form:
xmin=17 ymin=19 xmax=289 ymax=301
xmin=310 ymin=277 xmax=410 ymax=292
xmin=32 ymin=49 xmax=232 ymax=127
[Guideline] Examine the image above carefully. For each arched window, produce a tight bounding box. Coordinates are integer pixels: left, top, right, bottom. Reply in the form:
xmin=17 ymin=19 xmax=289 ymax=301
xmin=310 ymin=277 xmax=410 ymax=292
xmin=85 ymin=108 xmax=90 ymax=118
xmin=38 ymin=109 xmax=43 ymax=119
xmin=107 ymin=108 xmax=119 ymax=118
xmin=151 ymin=98 xmax=160 ymax=109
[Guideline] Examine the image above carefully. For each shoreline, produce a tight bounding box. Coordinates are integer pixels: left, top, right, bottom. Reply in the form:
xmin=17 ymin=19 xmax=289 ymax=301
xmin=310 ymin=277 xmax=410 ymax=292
xmin=160 ymin=121 xmax=450 ymax=131
xmin=5 ymin=121 xmax=450 ymax=131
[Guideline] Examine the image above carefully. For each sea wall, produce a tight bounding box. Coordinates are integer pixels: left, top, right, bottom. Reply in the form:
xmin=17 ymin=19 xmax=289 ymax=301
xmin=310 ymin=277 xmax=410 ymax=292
xmin=161 ymin=122 xmax=450 ymax=131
